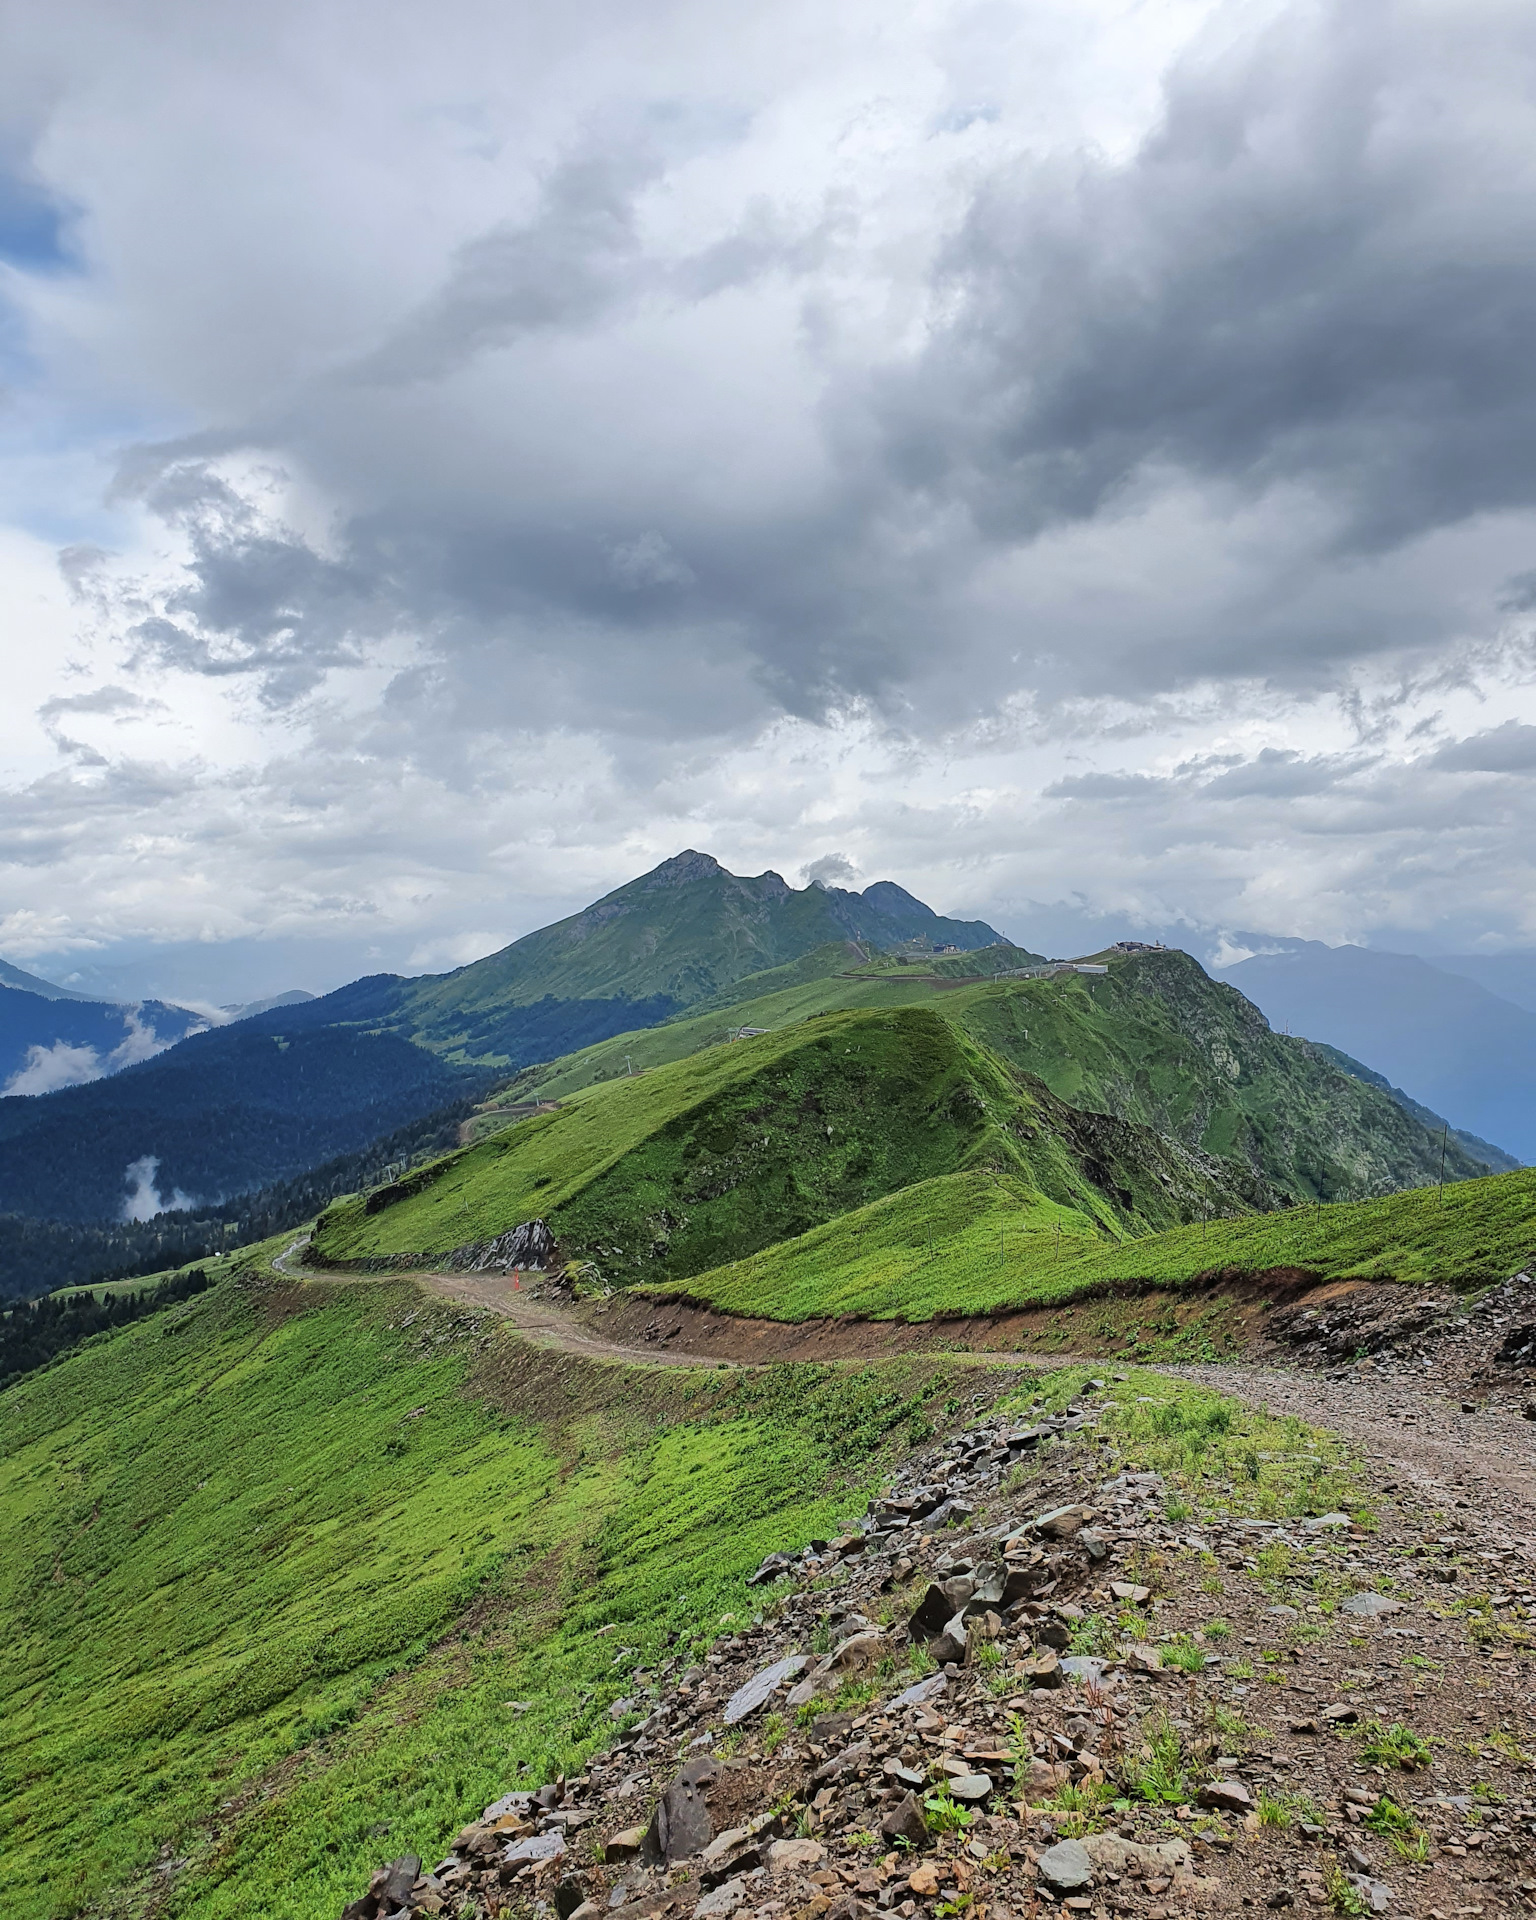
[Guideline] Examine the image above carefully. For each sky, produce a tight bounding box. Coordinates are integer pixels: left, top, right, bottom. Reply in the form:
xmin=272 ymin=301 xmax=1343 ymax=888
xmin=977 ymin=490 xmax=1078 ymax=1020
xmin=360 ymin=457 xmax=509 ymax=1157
xmin=5 ymin=0 xmax=1536 ymax=1003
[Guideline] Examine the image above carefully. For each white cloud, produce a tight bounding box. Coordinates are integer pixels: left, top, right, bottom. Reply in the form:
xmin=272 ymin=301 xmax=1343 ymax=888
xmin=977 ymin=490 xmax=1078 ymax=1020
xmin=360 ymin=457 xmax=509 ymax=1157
xmin=120 ymin=1154 xmax=196 ymax=1223
xmin=5 ymin=1039 xmax=103 ymax=1096
xmin=3 ymin=0 xmax=1536 ymax=996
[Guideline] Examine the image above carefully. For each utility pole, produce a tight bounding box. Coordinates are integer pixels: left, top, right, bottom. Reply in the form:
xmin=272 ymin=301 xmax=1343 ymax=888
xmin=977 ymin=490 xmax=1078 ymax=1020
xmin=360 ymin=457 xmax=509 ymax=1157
xmin=1439 ymin=1123 xmax=1448 ymax=1203
xmin=626 ymin=1054 xmax=634 ymax=1077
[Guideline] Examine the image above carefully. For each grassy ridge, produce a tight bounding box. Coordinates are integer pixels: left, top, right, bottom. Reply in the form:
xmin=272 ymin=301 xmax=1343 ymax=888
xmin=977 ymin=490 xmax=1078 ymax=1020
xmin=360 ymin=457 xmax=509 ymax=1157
xmin=659 ymin=1170 xmax=1106 ymax=1321
xmin=511 ymin=950 xmax=1494 ymax=1202
xmin=0 ymin=1267 xmax=969 ymax=1919
xmin=313 ymin=1009 xmax=1279 ymax=1281
xmin=660 ymin=1164 xmax=1536 ymax=1321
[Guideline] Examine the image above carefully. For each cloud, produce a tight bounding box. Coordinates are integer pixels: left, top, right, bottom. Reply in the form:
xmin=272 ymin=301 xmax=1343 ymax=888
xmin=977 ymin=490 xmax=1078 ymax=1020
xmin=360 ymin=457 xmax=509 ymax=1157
xmin=121 ymin=1154 xmax=195 ymax=1223
xmin=5 ymin=1038 xmax=102 ymax=1095
xmin=802 ymin=852 xmax=860 ymax=888
xmin=1432 ymin=721 xmax=1536 ymax=774
xmin=6 ymin=0 xmax=1536 ymax=989
xmin=0 ymin=1007 xmax=186 ymax=1096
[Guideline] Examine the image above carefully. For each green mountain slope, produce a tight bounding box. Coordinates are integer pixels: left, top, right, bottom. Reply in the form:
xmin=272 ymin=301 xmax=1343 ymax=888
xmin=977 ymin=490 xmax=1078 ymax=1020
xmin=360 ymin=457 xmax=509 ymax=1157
xmin=1313 ymin=1043 xmax=1522 ymax=1173
xmin=0 ymin=1263 xmax=966 ymax=1918
xmin=394 ymin=852 xmax=1007 ymax=1064
xmin=312 ymin=1007 xmax=1279 ymax=1281
xmin=505 ymin=947 xmax=1492 ymax=1203
xmin=667 ymin=1164 xmax=1536 ymax=1322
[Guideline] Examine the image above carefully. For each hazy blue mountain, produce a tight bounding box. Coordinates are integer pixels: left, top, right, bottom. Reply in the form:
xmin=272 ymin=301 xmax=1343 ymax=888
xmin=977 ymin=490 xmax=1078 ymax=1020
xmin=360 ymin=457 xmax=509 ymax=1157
xmin=1312 ymin=1043 xmax=1522 ymax=1173
xmin=0 ymin=957 xmax=111 ymax=1002
xmin=0 ymin=982 xmax=210 ymax=1098
xmin=1426 ymin=951 xmax=1536 ymax=1015
xmin=1219 ymin=941 xmax=1532 ymax=1164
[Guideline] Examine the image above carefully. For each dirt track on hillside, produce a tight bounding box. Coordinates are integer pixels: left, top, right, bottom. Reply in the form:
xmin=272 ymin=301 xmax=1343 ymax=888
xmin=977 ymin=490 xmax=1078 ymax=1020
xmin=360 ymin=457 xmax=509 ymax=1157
xmin=278 ymin=1245 xmax=1536 ymax=1526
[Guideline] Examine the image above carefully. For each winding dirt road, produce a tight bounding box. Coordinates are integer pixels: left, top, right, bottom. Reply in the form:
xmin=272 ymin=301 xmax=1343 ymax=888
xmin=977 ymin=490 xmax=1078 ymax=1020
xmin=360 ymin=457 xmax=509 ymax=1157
xmin=275 ymin=1243 xmax=1536 ymax=1527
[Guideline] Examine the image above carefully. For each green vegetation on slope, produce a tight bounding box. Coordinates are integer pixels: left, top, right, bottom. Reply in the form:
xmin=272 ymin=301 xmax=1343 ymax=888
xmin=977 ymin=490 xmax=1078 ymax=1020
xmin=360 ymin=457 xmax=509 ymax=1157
xmin=657 ymin=1169 xmax=1106 ymax=1322
xmin=509 ymin=948 xmax=1492 ymax=1202
xmin=396 ymin=852 xmax=1004 ymax=1061
xmin=314 ymin=1008 xmax=1278 ymax=1280
xmin=663 ymin=1164 xmax=1536 ymax=1321
xmin=0 ymin=1267 xmax=968 ymax=1920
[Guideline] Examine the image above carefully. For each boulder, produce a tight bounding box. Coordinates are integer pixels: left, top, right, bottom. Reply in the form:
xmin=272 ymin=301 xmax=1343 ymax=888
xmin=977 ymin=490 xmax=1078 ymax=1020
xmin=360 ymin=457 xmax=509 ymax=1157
xmin=947 ymin=1772 xmax=993 ymax=1804
xmin=642 ymin=1757 xmax=719 ymax=1865
xmin=909 ymin=1578 xmax=975 ymax=1640
xmin=1083 ymin=1835 xmax=1190 ymax=1876
xmin=1341 ymin=1593 xmax=1403 ymax=1618
xmin=928 ymin=1611 xmax=969 ymax=1665
xmin=1036 ymin=1838 xmax=1094 ymax=1896
xmin=827 ymin=1629 xmax=885 ymax=1672
xmin=1032 ymin=1504 xmax=1094 ymax=1540
xmin=341 ymin=1856 xmax=422 ymax=1920
xmin=1018 ymin=1757 xmax=1072 ymax=1799
xmin=1020 ymin=1651 xmax=1064 ymax=1688
xmin=556 ymin=1876 xmax=591 ymax=1919
xmin=1197 ymin=1778 xmax=1253 ymax=1814
xmin=504 ymin=1832 xmax=567 ymax=1867
xmin=767 ymin=1838 xmax=825 ymax=1873
xmin=605 ymin=1830 xmax=647 ymax=1864
xmin=694 ymin=1879 xmax=748 ymax=1920
xmin=722 ymin=1653 xmax=809 ymax=1724
xmin=880 ymin=1791 xmax=930 ymax=1847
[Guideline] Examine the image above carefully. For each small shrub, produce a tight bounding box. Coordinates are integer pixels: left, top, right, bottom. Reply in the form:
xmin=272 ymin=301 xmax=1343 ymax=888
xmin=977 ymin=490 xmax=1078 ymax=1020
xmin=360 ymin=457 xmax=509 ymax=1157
xmin=923 ymin=1790 xmax=976 ymax=1835
xmin=1355 ymin=1722 xmax=1432 ymax=1770
xmin=761 ymin=1712 xmax=786 ymax=1757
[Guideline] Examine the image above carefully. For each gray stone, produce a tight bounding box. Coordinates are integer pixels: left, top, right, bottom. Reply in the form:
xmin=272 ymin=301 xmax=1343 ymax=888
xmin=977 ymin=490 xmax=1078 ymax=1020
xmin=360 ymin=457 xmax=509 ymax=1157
xmin=1059 ymin=1655 xmax=1107 ymax=1684
xmin=1302 ymin=1513 xmax=1352 ymax=1532
xmin=504 ymin=1831 xmax=567 ymax=1866
xmin=1341 ymin=1593 xmax=1404 ymax=1618
xmin=880 ymin=1791 xmax=930 ymax=1847
xmin=557 ymin=1875 xmax=591 ymax=1919
xmin=1343 ymin=1874 xmax=1392 ymax=1913
xmin=889 ymin=1673 xmax=947 ymax=1709
xmin=1033 ymin=1504 xmax=1094 ymax=1540
xmin=1196 ymin=1778 xmax=1253 ymax=1814
xmin=694 ymin=1878 xmax=748 ymax=1920
xmin=947 ymin=1772 xmax=993 ymax=1804
xmin=909 ymin=1578 xmax=976 ymax=1640
xmin=768 ymin=1838 xmax=826 ymax=1872
xmin=1321 ymin=1703 xmax=1360 ymax=1725
xmin=642 ymin=1757 xmax=719 ymax=1865
xmin=928 ymin=1611 xmax=969 ymax=1665
xmin=882 ymin=1759 xmax=926 ymax=1789
xmin=1036 ymin=1838 xmax=1094 ymax=1895
xmin=722 ymin=1653 xmax=810 ymax=1724
xmin=1082 ymin=1836 xmax=1189 ymax=1876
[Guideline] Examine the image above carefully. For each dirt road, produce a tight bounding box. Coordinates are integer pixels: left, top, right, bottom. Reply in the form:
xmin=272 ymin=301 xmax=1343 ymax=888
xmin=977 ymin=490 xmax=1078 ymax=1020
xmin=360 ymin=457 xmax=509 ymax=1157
xmin=282 ymin=1250 xmax=1536 ymax=1525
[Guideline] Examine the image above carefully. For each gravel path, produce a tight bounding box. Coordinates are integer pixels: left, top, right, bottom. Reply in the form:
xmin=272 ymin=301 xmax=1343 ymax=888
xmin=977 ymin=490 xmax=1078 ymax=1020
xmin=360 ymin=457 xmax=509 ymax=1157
xmin=1169 ymin=1360 xmax=1536 ymax=1530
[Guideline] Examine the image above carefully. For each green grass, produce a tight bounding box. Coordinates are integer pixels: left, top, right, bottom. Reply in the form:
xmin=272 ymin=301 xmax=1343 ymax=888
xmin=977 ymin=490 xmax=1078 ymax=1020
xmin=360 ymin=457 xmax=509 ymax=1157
xmin=664 ymin=1164 xmax=1536 ymax=1319
xmin=314 ymin=1007 xmax=1277 ymax=1284
xmin=510 ymin=947 xmax=1493 ymax=1203
xmin=0 ymin=1266 xmax=972 ymax=1919
xmin=657 ymin=1170 xmax=1104 ymax=1320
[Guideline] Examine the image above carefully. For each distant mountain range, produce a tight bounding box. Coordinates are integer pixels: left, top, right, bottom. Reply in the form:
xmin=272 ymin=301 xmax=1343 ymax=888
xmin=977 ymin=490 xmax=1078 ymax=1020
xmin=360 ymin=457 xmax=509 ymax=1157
xmin=1219 ymin=939 xmax=1536 ymax=1164
xmin=0 ymin=856 xmax=1008 ymax=1228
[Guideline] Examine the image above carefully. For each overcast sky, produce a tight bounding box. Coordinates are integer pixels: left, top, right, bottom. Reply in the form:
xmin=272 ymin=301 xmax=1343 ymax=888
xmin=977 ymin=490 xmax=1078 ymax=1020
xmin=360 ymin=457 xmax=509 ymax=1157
xmin=4 ymin=0 xmax=1536 ymax=1002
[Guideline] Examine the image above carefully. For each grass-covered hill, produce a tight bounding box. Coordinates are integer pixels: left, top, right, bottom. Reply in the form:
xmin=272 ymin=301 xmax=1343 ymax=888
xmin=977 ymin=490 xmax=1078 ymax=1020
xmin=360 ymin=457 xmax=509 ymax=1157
xmin=312 ymin=1007 xmax=1277 ymax=1282
xmin=0 ymin=1254 xmax=993 ymax=1919
xmin=505 ymin=945 xmax=1498 ymax=1203
xmin=663 ymin=1163 xmax=1536 ymax=1323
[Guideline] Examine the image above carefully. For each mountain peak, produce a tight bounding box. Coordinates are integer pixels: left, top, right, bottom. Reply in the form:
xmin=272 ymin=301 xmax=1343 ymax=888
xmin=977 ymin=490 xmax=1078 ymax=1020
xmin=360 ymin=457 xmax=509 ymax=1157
xmin=641 ymin=849 xmax=727 ymax=887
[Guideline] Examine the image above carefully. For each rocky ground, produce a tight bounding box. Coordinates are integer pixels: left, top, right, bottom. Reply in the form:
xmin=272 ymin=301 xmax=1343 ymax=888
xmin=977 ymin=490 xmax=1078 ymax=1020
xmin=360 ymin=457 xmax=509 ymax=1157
xmin=338 ymin=1373 xmax=1536 ymax=1920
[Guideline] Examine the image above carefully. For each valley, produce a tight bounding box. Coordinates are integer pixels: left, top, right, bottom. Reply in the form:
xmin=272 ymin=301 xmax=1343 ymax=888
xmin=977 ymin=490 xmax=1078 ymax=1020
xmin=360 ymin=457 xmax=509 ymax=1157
xmin=3 ymin=852 xmax=1536 ymax=1920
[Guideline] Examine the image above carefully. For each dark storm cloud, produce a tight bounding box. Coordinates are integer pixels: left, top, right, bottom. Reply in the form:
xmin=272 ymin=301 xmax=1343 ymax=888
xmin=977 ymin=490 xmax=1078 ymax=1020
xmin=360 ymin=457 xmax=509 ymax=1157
xmin=103 ymin=0 xmax=1536 ymax=748
xmin=878 ymin=0 xmax=1536 ymax=556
